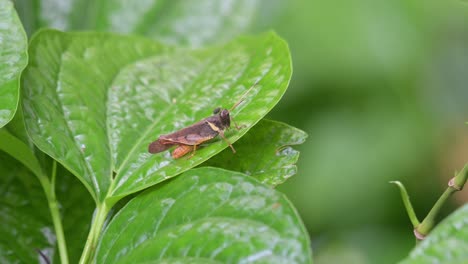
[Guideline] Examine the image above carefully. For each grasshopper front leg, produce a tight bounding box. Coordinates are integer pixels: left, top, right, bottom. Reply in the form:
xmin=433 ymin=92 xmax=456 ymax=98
xmin=218 ymin=130 xmax=236 ymax=153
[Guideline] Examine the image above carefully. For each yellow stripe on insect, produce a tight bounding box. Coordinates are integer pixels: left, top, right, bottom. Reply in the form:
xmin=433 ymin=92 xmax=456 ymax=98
xmin=206 ymin=121 xmax=221 ymax=132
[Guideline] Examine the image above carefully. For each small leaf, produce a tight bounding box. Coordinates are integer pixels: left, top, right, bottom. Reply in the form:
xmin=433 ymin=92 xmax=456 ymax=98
xmin=95 ymin=167 xmax=312 ymax=264
xmin=15 ymin=0 xmax=262 ymax=47
xmin=0 ymin=152 xmax=54 ymax=263
xmin=22 ymin=30 xmax=291 ymax=203
xmin=203 ymin=119 xmax=307 ymax=186
xmin=399 ymin=204 xmax=468 ymax=264
xmin=0 ymin=0 xmax=28 ymax=128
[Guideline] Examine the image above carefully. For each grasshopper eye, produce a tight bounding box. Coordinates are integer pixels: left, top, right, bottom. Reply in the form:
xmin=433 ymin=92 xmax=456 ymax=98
xmin=220 ymin=109 xmax=229 ymax=118
xmin=213 ymin=107 xmax=221 ymax=114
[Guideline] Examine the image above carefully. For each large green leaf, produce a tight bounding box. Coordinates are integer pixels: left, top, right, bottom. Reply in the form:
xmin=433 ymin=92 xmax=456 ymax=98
xmin=95 ymin=167 xmax=312 ymax=263
xmin=399 ymin=203 xmax=468 ymax=264
xmin=203 ymin=119 xmax=307 ymax=186
xmin=0 ymin=0 xmax=28 ymax=128
xmin=0 ymin=152 xmax=54 ymax=263
xmin=22 ymin=29 xmax=291 ymax=203
xmin=15 ymin=0 xmax=263 ymax=47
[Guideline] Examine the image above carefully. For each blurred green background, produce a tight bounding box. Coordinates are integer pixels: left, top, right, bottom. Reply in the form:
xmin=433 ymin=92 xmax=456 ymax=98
xmin=259 ymin=0 xmax=468 ymax=263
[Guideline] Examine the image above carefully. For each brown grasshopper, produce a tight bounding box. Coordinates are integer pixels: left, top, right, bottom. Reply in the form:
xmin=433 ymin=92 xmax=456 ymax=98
xmin=148 ymin=83 xmax=257 ymax=159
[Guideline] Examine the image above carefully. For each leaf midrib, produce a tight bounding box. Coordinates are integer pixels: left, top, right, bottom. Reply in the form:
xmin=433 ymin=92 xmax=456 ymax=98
xmin=110 ymin=48 xmax=230 ymax=193
xmin=111 ymin=41 xmax=278 ymax=197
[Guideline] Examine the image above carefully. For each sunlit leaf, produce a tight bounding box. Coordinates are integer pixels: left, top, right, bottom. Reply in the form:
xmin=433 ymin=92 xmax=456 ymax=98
xmin=95 ymin=167 xmax=312 ymax=264
xmin=0 ymin=0 xmax=28 ymax=128
xmin=203 ymin=119 xmax=307 ymax=186
xmin=399 ymin=203 xmax=468 ymax=264
xmin=22 ymin=29 xmax=291 ymax=203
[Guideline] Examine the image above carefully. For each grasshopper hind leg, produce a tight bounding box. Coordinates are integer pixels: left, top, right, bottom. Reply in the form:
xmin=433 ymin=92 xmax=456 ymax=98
xmin=172 ymin=144 xmax=195 ymax=159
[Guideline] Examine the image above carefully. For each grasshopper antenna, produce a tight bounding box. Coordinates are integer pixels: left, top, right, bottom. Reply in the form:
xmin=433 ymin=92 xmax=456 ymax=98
xmin=229 ymin=80 xmax=260 ymax=111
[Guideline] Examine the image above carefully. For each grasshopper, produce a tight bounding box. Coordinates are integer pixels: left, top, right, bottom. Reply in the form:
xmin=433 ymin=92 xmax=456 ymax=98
xmin=148 ymin=83 xmax=257 ymax=158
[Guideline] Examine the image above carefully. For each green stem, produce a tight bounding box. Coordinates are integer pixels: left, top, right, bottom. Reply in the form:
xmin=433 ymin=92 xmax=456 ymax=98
xmin=410 ymin=164 xmax=467 ymax=240
xmin=51 ymin=161 xmax=57 ymax=195
xmin=0 ymin=130 xmax=69 ymax=263
xmin=35 ymin=172 xmax=69 ymax=264
xmin=417 ymin=187 xmax=456 ymax=236
xmin=415 ymin=164 xmax=468 ymax=237
xmin=48 ymin=161 xmax=69 ymax=264
xmin=30 ymin=163 xmax=70 ymax=264
xmin=79 ymin=202 xmax=110 ymax=264
xmin=390 ymin=181 xmax=420 ymax=228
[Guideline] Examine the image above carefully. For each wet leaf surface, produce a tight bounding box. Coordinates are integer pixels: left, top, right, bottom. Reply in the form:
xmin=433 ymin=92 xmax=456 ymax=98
xmin=96 ymin=167 xmax=312 ymax=264
xmin=399 ymin=204 xmax=468 ymax=264
xmin=203 ymin=119 xmax=307 ymax=186
xmin=22 ymin=30 xmax=291 ymax=203
xmin=0 ymin=0 xmax=28 ymax=128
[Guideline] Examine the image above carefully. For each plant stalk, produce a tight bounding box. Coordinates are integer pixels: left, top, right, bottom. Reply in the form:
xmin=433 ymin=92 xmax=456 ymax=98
xmin=391 ymin=164 xmax=468 ymax=241
xmin=392 ymin=164 xmax=468 ymax=241
xmin=49 ymin=161 xmax=69 ymax=264
xmin=79 ymin=202 xmax=110 ymax=264
xmin=35 ymin=171 xmax=69 ymax=264
xmin=0 ymin=131 xmax=69 ymax=263
xmin=416 ymin=187 xmax=455 ymax=236
xmin=416 ymin=164 xmax=468 ymax=237
xmin=390 ymin=181 xmax=420 ymax=228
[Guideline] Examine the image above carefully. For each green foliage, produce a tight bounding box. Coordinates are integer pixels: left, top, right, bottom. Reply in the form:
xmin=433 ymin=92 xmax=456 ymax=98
xmin=0 ymin=152 xmax=54 ymax=263
xmin=0 ymin=129 xmax=43 ymax=178
xmin=54 ymin=167 xmax=94 ymax=263
xmin=22 ymin=29 xmax=292 ymax=202
xmin=0 ymin=137 xmax=94 ymax=263
xmin=14 ymin=0 xmax=263 ymax=47
xmin=204 ymin=119 xmax=307 ymax=186
xmin=3 ymin=0 xmax=466 ymax=263
xmin=96 ymin=167 xmax=312 ymax=263
xmin=400 ymin=204 xmax=468 ymax=264
xmin=0 ymin=4 xmax=312 ymax=260
xmin=0 ymin=0 xmax=28 ymax=128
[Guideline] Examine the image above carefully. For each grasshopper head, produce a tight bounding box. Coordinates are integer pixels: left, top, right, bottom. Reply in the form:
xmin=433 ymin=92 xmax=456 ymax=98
xmin=218 ymin=108 xmax=231 ymax=129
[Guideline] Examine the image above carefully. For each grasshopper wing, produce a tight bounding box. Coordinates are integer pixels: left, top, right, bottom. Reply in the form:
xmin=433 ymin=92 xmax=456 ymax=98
xmin=159 ymin=119 xmax=219 ymax=146
xmin=148 ymin=139 xmax=175 ymax=154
